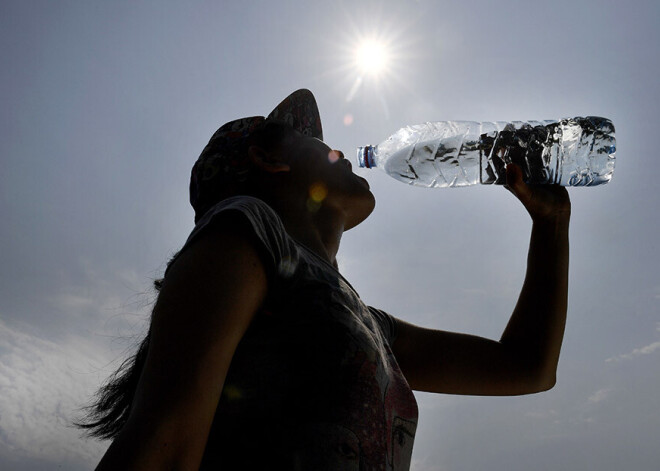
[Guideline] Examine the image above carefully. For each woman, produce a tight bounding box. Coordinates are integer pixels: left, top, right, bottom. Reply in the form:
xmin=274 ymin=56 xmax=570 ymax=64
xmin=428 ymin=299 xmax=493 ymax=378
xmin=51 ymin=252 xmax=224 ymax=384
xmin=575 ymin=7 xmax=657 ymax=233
xmin=81 ymin=89 xmax=570 ymax=470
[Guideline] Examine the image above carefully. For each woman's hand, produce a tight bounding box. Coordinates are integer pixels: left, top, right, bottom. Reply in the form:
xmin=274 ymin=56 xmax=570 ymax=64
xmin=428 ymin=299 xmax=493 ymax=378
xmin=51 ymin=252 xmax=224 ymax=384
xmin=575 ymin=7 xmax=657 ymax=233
xmin=504 ymin=163 xmax=571 ymax=224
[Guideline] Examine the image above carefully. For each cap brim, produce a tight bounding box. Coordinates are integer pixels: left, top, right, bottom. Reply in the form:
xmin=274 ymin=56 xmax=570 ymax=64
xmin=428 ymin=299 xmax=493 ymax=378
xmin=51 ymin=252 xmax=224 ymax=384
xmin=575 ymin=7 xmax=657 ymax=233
xmin=267 ymin=88 xmax=323 ymax=141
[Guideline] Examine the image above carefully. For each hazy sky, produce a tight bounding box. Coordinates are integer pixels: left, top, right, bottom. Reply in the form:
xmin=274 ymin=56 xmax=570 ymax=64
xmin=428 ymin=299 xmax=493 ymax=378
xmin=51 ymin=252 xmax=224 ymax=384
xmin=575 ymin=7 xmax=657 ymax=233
xmin=1 ymin=1 xmax=659 ymax=469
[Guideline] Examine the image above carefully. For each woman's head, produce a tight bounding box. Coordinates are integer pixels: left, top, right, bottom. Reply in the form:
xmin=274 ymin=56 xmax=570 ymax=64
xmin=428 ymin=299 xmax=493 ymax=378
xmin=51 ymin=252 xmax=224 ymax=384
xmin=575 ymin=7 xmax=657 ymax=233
xmin=189 ymin=89 xmax=375 ymax=228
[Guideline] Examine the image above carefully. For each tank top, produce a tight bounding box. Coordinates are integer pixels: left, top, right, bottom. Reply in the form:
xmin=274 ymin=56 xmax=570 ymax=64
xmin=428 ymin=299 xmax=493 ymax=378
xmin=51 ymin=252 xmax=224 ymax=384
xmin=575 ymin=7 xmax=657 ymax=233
xmin=176 ymin=196 xmax=418 ymax=470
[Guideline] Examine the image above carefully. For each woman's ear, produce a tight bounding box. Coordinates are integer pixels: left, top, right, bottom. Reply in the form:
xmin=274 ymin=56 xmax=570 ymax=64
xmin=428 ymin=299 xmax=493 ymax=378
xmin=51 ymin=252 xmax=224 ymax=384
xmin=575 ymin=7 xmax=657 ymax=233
xmin=247 ymin=145 xmax=291 ymax=174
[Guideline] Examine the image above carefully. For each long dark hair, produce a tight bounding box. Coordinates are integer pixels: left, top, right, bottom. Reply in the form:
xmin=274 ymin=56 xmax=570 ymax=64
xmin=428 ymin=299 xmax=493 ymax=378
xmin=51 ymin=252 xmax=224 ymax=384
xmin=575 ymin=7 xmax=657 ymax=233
xmin=76 ymin=272 xmax=167 ymax=439
xmin=77 ymin=120 xmax=294 ymax=440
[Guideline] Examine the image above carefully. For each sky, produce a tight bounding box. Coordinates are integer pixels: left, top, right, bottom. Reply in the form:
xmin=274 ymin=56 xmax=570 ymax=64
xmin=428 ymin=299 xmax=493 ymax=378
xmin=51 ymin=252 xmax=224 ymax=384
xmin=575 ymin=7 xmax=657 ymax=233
xmin=1 ymin=0 xmax=659 ymax=469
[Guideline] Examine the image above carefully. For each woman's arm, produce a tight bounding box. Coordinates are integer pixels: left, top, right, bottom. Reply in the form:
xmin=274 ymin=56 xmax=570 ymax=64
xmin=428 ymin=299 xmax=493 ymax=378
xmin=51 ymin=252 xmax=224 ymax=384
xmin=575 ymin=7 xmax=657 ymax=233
xmin=393 ymin=164 xmax=571 ymax=395
xmin=96 ymin=219 xmax=268 ymax=470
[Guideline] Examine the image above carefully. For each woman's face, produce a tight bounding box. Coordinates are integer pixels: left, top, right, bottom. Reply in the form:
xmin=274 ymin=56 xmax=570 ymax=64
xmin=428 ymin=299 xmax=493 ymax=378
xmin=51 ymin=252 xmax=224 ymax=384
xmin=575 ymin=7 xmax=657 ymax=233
xmin=280 ymin=134 xmax=375 ymax=230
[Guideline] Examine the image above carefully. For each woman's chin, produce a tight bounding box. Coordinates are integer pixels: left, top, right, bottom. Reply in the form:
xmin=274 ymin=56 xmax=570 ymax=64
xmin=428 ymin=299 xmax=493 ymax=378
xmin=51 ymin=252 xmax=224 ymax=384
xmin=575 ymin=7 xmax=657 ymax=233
xmin=345 ymin=191 xmax=376 ymax=231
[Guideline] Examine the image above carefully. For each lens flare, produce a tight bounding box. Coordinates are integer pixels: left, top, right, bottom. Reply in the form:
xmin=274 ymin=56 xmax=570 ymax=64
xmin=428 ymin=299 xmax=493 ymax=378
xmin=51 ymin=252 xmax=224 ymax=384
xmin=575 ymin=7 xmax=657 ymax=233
xmin=307 ymin=182 xmax=328 ymax=213
xmin=328 ymin=150 xmax=341 ymax=163
xmin=309 ymin=182 xmax=328 ymax=203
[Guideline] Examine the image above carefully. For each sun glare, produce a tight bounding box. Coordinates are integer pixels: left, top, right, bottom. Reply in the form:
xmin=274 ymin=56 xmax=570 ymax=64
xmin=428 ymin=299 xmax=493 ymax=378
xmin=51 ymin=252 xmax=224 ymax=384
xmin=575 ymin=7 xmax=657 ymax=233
xmin=355 ymin=39 xmax=390 ymax=77
xmin=334 ymin=19 xmax=417 ymax=104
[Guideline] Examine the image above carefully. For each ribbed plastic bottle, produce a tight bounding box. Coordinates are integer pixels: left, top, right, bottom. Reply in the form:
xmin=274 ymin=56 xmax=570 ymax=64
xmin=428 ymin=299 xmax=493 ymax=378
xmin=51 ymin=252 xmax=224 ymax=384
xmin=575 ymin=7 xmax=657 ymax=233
xmin=357 ymin=117 xmax=616 ymax=187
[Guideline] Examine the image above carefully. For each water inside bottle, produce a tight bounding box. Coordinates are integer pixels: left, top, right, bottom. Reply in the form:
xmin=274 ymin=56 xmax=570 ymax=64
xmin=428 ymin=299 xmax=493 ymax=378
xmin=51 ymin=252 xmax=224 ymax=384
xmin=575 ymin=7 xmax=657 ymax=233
xmin=381 ymin=122 xmax=482 ymax=188
xmin=555 ymin=117 xmax=616 ymax=186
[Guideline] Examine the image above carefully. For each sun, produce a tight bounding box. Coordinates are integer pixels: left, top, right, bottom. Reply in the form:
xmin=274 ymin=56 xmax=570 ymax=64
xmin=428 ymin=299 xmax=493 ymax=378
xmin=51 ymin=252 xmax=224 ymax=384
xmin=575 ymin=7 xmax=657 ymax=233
xmin=354 ymin=38 xmax=391 ymax=77
xmin=332 ymin=20 xmax=416 ymax=103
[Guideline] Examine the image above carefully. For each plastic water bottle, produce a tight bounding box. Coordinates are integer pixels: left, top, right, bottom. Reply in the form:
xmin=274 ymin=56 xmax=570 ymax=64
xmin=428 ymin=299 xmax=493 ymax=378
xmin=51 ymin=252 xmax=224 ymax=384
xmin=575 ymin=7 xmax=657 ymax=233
xmin=357 ymin=117 xmax=616 ymax=187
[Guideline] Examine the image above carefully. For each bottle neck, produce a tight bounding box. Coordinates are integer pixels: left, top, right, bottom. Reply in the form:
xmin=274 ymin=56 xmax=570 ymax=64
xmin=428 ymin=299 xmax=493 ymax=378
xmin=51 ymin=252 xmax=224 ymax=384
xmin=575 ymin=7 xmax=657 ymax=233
xmin=356 ymin=145 xmax=375 ymax=168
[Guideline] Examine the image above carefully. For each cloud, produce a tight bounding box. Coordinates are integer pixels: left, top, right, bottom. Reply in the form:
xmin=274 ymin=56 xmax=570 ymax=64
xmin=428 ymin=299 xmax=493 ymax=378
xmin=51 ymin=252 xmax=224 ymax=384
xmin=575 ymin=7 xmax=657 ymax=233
xmin=0 ymin=255 xmax=156 ymax=469
xmin=525 ymin=409 xmax=559 ymax=420
xmin=606 ymin=341 xmax=660 ymax=362
xmin=0 ymin=319 xmax=111 ymax=468
xmin=50 ymin=293 xmax=96 ymax=312
xmin=587 ymin=388 xmax=611 ymax=404
xmin=410 ymin=456 xmax=447 ymax=471
xmin=49 ymin=257 xmax=154 ymax=320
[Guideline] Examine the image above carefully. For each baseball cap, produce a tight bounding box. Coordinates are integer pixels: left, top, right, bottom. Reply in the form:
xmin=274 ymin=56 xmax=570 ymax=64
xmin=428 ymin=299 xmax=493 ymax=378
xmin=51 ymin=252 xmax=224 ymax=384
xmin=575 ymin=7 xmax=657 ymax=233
xmin=189 ymin=89 xmax=323 ymax=222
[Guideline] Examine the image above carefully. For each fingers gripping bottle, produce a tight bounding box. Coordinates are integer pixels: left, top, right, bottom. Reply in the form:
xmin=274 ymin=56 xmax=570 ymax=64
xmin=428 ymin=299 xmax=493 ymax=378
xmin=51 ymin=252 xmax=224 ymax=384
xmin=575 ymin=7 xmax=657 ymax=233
xmin=357 ymin=117 xmax=616 ymax=187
